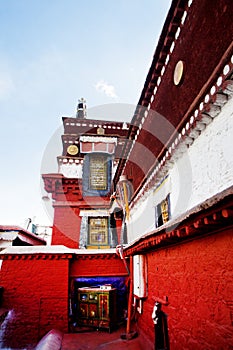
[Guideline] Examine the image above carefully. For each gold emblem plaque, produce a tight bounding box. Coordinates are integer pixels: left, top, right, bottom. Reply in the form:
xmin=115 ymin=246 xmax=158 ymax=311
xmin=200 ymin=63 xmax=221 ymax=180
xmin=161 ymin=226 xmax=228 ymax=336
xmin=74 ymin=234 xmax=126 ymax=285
xmin=67 ymin=144 xmax=79 ymax=155
xmin=173 ymin=60 xmax=184 ymax=86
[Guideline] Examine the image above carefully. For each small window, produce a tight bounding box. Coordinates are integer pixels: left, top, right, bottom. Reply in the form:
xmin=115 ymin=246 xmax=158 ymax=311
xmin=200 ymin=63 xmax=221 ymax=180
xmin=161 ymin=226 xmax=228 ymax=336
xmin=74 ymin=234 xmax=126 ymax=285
xmin=155 ymin=194 xmax=170 ymax=228
xmin=88 ymin=217 xmax=109 ymax=246
xmin=89 ymin=155 xmax=107 ymax=190
xmin=82 ymin=154 xmax=112 ymax=196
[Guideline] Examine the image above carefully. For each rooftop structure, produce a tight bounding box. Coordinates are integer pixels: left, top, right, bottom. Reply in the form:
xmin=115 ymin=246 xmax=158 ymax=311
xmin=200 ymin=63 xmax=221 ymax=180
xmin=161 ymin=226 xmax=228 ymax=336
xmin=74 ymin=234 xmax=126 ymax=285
xmin=0 ymin=225 xmax=46 ymax=250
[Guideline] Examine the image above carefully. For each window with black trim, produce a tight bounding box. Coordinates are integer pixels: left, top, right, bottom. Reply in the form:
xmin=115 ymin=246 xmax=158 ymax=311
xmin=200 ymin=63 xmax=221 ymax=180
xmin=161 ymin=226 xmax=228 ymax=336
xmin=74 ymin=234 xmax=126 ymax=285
xmin=89 ymin=155 xmax=107 ymax=190
xmin=82 ymin=153 xmax=112 ymax=196
xmin=155 ymin=194 xmax=170 ymax=228
xmin=88 ymin=217 xmax=109 ymax=246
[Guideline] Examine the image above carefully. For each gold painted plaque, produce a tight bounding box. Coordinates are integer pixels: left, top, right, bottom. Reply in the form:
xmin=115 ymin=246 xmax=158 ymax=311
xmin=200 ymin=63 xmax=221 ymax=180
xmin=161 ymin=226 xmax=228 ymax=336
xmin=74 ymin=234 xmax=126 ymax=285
xmin=67 ymin=144 xmax=79 ymax=155
xmin=173 ymin=60 xmax=184 ymax=86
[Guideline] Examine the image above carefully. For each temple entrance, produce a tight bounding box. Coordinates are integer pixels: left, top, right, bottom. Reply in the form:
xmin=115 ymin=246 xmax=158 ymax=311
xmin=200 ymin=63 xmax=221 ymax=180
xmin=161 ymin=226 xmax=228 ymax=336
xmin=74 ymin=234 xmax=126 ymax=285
xmin=69 ymin=276 xmax=128 ymax=333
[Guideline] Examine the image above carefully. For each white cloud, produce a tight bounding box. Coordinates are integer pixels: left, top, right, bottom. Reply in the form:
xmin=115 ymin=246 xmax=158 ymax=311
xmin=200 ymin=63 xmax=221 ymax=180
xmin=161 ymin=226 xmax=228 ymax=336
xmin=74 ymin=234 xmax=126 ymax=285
xmin=95 ymin=80 xmax=118 ymax=99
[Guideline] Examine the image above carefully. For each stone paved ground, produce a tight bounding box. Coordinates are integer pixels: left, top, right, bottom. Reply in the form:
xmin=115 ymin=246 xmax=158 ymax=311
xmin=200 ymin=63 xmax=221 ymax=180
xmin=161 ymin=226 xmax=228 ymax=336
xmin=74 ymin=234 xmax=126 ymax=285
xmin=61 ymin=327 xmax=142 ymax=350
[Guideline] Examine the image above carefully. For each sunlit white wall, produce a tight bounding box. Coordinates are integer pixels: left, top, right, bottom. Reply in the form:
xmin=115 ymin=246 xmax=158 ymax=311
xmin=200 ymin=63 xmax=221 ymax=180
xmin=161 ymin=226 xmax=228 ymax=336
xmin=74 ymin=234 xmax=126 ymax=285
xmin=128 ymin=96 xmax=233 ymax=242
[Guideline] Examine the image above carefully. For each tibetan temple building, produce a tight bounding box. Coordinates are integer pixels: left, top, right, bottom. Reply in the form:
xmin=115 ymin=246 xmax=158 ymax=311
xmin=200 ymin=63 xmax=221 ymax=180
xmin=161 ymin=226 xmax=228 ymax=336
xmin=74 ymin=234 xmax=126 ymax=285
xmin=42 ymin=99 xmax=129 ymax=249
xmin=0 ymin=0 xmax=233 ymax=349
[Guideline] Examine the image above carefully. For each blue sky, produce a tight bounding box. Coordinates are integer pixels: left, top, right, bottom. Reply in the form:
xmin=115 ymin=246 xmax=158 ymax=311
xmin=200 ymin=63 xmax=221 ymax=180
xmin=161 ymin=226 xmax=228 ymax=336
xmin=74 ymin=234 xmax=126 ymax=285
xmin=0 ymin=0 xmax=171 ymax=228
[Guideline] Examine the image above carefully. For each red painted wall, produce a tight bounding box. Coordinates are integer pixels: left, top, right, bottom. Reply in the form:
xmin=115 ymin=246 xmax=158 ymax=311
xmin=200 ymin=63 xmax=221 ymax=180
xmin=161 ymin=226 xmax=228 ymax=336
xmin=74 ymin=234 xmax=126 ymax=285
xmin=124 ymin=0 xmax=233 ymax=193
xmin=0 ymin=257 xmax=69 ymax=349
xmin=0 ymin=252 xmax=128 ymax=349
xmin=70 ymin=254 xmax=129 ymax=278
xmin=52 ymin=206 xmax=81 ymax=247
xmin=137 ymin=228 xmax=233 ymax=349
xmin=115 ymin=218 xmax=123 ymax=246
xmin=151 ymin=0 xmax=233 ymax=130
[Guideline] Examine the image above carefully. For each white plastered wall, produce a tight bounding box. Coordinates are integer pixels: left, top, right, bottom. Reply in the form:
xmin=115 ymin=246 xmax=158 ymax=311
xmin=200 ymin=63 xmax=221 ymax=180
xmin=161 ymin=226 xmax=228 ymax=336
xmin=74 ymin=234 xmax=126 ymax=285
xmin=128 ymin=96 xmax=233 ymax=242
xmin=170 ymin=95 xmax=233 ymax=217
